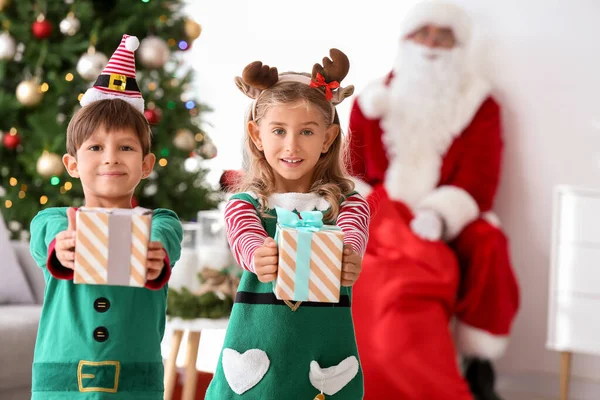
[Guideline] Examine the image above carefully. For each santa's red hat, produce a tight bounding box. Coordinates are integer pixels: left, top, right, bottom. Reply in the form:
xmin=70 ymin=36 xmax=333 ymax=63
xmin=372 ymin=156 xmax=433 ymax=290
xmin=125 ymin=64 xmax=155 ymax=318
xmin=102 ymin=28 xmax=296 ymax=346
xmin=400 ymin=1 xmax=472 ymax=45
xmin=79 ymin=34 xmax=144 ymax=113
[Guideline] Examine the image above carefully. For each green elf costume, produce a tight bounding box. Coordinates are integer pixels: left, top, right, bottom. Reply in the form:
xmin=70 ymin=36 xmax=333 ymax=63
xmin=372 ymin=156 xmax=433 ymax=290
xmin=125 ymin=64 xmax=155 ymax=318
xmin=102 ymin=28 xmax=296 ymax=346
xmin=28 ymin=34 xmax=183 ymax=399
xmin=204 ymin=190 xmax=369 ymax=400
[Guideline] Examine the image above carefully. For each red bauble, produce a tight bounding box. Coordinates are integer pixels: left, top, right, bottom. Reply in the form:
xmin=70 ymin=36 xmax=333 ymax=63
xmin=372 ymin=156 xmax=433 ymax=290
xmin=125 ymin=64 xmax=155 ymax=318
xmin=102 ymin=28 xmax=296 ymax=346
xmin=144 ymin=108 xmax=162 ymax=125
xmin=3 ymin=133 xmax=20 ymax=149
xmin=131 ymin=196 xmax=139 ymax=208
xmin=32 ymin=18 xmax=53 ymax=39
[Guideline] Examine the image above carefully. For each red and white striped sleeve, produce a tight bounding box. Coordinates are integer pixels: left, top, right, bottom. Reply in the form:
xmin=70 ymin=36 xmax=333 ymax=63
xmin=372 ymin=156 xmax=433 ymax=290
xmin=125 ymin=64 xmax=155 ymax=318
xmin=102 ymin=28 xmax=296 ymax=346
xmin=336 ymin=193 xmax=370 ymax=256
xmin=224 ymin=199 xmax=268 ymax=273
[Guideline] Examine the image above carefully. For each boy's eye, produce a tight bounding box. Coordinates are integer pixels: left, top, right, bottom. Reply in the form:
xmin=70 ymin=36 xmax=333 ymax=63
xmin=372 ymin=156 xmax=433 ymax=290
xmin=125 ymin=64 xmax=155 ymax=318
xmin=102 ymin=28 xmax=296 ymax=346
xmin=300 ymin=130 xmax=313 ymax=136
xmin=120 ymin=146 xmax=133 ymax=151
xmin=272 ymin=128 xmax=285 ymax=135
xmin=88 ymin=145 xmax=101 ymax=151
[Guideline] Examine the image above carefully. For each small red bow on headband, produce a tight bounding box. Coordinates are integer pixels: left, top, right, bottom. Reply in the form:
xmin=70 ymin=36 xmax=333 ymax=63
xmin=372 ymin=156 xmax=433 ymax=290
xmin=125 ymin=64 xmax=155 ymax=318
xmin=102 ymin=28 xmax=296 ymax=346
xmin=309 ymin=72 xmax=340 ymax=101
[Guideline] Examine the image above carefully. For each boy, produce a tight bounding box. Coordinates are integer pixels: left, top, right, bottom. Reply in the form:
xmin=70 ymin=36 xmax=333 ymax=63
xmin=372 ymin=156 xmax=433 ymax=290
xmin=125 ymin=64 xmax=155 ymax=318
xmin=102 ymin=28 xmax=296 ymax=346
xmin=29 ymin=34 xmax=183 ymax=399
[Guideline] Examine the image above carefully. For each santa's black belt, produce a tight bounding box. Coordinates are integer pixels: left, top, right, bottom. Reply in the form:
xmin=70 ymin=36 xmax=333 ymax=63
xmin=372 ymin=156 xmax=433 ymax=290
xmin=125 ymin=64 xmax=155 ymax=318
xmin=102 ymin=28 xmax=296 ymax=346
xmin=235 ymin=291 xmax=351 ymax=307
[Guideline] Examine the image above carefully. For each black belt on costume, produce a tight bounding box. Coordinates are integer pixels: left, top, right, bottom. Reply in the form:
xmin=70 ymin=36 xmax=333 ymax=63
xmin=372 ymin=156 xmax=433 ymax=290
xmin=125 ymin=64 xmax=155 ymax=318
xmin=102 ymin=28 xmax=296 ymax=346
xmin=94 ymin=74 xmax=140 ymax=92
xmin=235 ymin=291 xmax=351 ymax=308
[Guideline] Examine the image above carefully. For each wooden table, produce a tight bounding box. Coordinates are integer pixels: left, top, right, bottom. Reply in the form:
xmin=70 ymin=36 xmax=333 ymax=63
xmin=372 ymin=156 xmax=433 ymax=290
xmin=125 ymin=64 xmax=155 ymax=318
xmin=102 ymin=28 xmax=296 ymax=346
xmin=163 ymin=317 xmax=229 ymax=400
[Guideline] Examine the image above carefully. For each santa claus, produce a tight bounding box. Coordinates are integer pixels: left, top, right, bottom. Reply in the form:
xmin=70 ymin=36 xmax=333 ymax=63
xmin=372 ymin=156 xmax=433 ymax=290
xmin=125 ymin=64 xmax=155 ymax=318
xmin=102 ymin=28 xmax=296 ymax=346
xmin=349 ymin=1 xmax=520 ymax=400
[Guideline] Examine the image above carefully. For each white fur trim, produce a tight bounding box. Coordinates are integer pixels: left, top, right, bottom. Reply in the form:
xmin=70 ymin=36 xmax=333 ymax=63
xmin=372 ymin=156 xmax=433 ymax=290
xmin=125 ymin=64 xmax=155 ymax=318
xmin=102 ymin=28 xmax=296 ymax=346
xmin=400 ymin=1 xmax=472 ymax=45
xmin=351 ymin=177 xmax=373 ymax=198
xmin=482 ymin=211 xmax=501 ymax=227
xmin=309 ymin=356 xmax=359 ymax=396
xmin=125 ymin=36 xmax=139 ymax=51
xmin=418 ymin=185 xmax=479 ymax=240
xmin=452 ymin=76 xmax=491 ymax=135
xmin=455 ymin=321 xmax=509 ymax=360
xmin=222 ymin=348 xmax=270 ymax=395
xmin=80 ymin=88 xmax=145 ymax=113
xmin=267 ymin=192 xmax=330 ymax=212
xmin=357 ymin=77 xmax=388 ymax=120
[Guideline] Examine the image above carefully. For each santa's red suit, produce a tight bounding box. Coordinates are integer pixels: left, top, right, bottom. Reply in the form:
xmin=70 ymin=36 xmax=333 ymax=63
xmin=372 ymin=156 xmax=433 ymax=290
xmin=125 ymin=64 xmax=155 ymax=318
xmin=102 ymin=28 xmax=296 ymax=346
xmin=348 ymin=5 xmax=519 ymax=399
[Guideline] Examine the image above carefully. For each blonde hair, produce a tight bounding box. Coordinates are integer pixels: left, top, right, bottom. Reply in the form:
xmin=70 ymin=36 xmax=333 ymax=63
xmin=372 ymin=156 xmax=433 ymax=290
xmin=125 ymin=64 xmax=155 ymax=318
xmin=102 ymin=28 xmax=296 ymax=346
xmin=66 ymin=99 xmax=151 ymax=156
xmin=234 ymin=74 xmax=354 ymax=222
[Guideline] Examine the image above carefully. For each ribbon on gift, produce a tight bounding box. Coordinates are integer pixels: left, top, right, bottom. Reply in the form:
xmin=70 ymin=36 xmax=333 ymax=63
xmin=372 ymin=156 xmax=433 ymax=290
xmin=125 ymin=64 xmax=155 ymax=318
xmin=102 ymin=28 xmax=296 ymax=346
xmin=274 ymin=207 xmax=341 ymax=301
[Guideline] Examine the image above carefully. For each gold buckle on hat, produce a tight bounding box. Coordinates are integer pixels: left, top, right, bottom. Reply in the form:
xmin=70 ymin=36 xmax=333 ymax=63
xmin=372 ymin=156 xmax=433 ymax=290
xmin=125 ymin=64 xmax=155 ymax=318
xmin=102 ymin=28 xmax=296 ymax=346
xmin=77 ymin=360 xmax=120 ymax=393
xmin=108 ymin=74 xmax=127 ymax=92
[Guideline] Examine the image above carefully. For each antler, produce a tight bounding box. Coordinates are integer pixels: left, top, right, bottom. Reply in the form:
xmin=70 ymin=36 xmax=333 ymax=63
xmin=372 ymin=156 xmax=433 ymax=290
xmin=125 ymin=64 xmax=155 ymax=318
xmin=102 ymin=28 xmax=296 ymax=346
xmin=312 ymin=48 xmax=350 ymax=83
xmin=242 ymin=61 xmax=279 ymax=90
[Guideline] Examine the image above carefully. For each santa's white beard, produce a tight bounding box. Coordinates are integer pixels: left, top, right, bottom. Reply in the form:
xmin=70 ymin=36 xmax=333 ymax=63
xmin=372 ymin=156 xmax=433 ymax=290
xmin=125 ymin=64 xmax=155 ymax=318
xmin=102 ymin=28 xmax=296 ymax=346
xmin=382 ymin=42 xmax=466 ymax=207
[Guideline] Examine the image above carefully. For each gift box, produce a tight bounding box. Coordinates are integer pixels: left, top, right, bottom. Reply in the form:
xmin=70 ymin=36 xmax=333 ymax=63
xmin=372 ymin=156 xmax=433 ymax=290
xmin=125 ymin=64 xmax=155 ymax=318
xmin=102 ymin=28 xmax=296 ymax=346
xmin=273 ymin=207 xmax=344 ymax=303
xmin=74 ymin=207 xmax=153 ymax=287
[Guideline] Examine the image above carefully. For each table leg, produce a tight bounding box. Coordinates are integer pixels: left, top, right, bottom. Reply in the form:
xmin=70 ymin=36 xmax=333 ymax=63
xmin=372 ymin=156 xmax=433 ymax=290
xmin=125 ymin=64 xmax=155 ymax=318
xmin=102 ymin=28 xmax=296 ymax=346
xmin=182 ymin=331 xmax=202 ymax=400
xmin=164 ymin=329 xmax=184 ymax=400
xmin=560 ymin=351 xmax=572 ymax=400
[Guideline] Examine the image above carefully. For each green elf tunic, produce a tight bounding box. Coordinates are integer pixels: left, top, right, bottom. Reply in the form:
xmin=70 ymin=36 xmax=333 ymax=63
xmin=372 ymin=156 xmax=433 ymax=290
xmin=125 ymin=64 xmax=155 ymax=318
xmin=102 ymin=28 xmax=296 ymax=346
xmin=205 ymin=192 xmax=369 ymax=400
xmin=29 ymin=207 xmax=183 ymax=400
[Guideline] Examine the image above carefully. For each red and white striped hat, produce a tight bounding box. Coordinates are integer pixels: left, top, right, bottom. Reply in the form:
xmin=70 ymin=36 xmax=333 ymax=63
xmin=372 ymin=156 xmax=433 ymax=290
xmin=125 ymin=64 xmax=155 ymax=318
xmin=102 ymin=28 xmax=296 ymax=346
xmin=80 ymin=34 xmax=144 ymax=113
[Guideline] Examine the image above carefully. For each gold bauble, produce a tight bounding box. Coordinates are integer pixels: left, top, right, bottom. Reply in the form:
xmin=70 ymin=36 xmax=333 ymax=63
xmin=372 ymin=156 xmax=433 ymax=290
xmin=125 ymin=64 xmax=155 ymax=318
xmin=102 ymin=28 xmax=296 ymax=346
xmin=36 ymin=151 xmax=64 ymax=178
xmin=314 ymin=394 xmax=325 ymax=400
xmin=173 ymin=129 xmax=196 ymax=151
xmin=184 ymin=18 xmax=202 ymax=40
xmin=0 ymin=0 xmax=11 ymax=12
xmin=16 ymin=80 xmax=43 ymax=107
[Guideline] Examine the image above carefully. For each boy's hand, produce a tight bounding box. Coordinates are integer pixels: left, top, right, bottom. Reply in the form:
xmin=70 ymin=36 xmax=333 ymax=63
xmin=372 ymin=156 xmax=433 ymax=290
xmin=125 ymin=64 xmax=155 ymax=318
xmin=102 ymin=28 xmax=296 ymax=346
xmin=341 ymin=245 xmax=362 ymax=287
xmin=55 ymin=208 xmax=77 ymax=269
xmin=253 ymin=237 xmax=278 ymax=283
xmin=146 ymin=241 xmax=167 ymax=281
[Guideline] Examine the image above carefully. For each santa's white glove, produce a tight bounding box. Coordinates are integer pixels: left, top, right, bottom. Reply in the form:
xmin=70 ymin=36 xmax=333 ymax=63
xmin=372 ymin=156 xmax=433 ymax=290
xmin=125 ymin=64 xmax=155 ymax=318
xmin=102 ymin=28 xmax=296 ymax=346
xmin=410 ymin=209 xmax=444 ymax=241
xmin=358 ymin=80 xmax=389 ymax=119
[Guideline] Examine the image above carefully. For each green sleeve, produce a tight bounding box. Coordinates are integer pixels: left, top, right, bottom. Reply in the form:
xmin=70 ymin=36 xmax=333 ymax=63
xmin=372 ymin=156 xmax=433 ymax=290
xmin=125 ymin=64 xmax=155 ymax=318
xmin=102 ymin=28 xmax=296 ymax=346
xmin=151 ymin=208 xmax=183 ymax=267
xmin=29 ymin=207 xmax=68 ymax=268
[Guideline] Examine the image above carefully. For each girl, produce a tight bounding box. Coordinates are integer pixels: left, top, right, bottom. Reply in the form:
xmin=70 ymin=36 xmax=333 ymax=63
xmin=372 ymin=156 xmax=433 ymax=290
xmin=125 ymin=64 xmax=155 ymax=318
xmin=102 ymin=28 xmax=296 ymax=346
xmin=204 ymin=49 xmax=370 ymax=400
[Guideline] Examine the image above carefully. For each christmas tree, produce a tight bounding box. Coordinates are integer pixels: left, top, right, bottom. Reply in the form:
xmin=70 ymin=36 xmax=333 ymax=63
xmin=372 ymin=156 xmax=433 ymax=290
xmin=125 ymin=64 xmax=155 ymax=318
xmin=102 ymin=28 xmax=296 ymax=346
xmin=0 ymin=0 xmax=219 ymax=240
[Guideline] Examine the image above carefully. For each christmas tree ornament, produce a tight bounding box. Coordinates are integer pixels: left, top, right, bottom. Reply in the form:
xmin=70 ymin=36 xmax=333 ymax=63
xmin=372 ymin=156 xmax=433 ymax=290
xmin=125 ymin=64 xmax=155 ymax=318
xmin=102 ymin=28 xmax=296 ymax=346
xmin=3 ymin=132 xmax=20 ymax=149
xmin=76 ymin=47 xmax=108 ymax=81
xmin=0 ymin=0 xmax=10 ymax=11
xmin=144 ymin=107 xmax=162 ymax=124
xmin=173 ymin=129 xmax=195 ymax=151
xmin=16 ymin=79 xmax=43 ymax=106
xmin=59 ymin=12 xmax=80 ymax=36
xmin=0 ymin=32 xmax=16 ymax=60
xmin=36 ymin=151 xmax=64 ymax=178
xmin=0 ymin=185 xmax=5 ymax=197
xmin=197 ymin=141 xmax=217 ymax=159
xmin=184 ymin=18 xmax=202 ymax=41
xmin=138 ymin=36 xmax=170 ymax=69
xmin=314 ymin=394 xmax=325 ymax=400
xmin=32 ymin=14 xmax=53 ymax=39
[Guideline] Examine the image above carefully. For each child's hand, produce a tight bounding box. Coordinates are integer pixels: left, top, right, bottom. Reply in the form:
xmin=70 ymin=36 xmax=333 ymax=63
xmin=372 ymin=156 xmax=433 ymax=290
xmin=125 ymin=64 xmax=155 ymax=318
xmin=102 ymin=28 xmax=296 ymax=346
xmin=55 ymin=208 xmax=77 ymax=269
xmin=341 ymin=245 xmax=362 ymax=287
xmin=253 ymin=237 xmax=278 ymax=283
xmin=146 ymin=241 xmax=167 ymax=281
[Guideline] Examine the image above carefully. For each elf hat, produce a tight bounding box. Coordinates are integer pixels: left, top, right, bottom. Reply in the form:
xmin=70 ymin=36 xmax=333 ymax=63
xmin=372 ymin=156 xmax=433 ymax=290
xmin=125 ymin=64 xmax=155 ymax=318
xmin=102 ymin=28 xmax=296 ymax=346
xmin=79 ymin=34 xmax=144 ymax=113
xmin=400 ymin=1 xmax=472 ymax=46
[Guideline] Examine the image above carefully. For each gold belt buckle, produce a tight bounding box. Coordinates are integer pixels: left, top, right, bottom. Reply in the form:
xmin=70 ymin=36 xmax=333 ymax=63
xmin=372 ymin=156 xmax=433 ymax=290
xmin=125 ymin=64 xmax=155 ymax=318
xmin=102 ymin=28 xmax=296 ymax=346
xmin=77 ymin=360 xmax=120 ymax=393
xmin=108 ymin=73 xmax=127 ymax=92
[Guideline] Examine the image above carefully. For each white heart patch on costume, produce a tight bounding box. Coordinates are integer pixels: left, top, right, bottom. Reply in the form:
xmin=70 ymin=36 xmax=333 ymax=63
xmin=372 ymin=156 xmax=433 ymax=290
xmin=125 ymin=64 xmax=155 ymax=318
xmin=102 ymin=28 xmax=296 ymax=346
xmin=309 ymin=355 xmax=359 ymax=395
xmin=222 ymin=348 xmax=270 ymax=395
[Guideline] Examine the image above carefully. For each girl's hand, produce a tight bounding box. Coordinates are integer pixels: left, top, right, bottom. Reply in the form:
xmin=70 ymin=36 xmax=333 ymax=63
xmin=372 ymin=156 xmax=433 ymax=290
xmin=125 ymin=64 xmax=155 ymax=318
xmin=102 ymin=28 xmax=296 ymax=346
xmin=146 ymin=241 xmax=167 ymax=280
xmin=253 ymin=237 xmax=279 ymax=283
xmin=341 ymin=245 xmax=362 ymax=287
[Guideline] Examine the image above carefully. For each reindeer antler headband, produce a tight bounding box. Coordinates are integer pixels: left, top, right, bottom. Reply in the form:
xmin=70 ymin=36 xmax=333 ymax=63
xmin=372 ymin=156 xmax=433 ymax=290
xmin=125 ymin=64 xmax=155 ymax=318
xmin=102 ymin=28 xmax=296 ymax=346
xmin=234 ymin=48 xmax=355 ymax=123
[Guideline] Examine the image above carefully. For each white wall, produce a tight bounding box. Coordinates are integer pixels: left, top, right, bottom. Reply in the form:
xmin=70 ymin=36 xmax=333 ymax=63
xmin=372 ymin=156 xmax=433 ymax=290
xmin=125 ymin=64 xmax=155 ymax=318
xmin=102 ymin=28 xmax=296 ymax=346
xmin=184 ymin=0 xmax=600 ymax=388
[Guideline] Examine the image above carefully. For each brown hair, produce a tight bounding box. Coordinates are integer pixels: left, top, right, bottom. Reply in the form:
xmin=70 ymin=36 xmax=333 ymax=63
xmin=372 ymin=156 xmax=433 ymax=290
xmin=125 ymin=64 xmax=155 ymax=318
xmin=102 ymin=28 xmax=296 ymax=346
xmin=66 ymin=99 xmax=151 ymax=156
xmin=235 ymin=74 xmax=354 ymax=222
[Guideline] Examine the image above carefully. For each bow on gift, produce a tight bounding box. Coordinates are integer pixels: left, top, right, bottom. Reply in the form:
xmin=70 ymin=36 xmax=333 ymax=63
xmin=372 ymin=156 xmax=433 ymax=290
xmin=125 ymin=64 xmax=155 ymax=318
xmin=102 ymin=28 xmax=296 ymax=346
xmin=275 ymin=207 xmax=326 ymax=232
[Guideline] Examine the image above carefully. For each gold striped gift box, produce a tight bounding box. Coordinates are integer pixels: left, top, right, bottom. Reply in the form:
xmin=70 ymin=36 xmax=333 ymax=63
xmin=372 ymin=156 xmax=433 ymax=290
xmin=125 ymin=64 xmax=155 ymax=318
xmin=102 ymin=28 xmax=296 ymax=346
xmin=275 ymin=227 xmax=344 ymax=303
xmin=74 ymin=207 xmax=153 ymax=287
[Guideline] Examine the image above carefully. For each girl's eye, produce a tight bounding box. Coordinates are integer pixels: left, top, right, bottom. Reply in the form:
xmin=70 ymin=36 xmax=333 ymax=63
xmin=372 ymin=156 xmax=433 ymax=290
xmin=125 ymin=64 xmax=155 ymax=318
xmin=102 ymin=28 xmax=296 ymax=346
xmin=88 ymin=145 xmax=101 ymax=151
xmin=120 ymin=146 xmax=133 ymax=151
xmin=301 ymin=130 xmax=313 ymax=136
xmin=273 ymin=128 xmax=285 ymax=135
